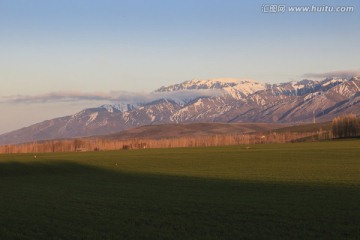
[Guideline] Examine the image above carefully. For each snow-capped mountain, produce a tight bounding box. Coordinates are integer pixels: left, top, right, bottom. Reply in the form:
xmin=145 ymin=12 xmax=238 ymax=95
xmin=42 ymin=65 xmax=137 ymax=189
xmin=101 ymin=103 xmax=138 ymax=112
xmin=1 ymin=76 xmax=360 ymax=145
xmin=156 ymin=78 xmax=266 ymax=100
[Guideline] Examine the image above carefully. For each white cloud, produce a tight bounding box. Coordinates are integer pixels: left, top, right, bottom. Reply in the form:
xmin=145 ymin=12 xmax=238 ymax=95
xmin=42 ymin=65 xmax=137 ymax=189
xmin=302 ymin=69 xmax=360 ymax=79
xmin=1 ymin=89 xmax=224 ymax=105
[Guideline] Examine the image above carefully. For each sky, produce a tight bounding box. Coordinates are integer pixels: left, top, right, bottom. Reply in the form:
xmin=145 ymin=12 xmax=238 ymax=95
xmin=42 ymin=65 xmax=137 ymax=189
xmin=0 ymin=0 xmax=359 ymax=133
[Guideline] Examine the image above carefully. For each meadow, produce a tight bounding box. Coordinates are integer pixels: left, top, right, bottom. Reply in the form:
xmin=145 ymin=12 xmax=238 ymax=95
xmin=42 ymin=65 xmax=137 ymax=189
xmin=0 ymin=140 xmax=359 ymax=239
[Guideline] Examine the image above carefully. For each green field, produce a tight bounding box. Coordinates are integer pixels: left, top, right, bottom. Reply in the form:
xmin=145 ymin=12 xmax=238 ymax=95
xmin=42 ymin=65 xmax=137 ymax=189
xmin=1 ymin=140 xmax=360 ymax=239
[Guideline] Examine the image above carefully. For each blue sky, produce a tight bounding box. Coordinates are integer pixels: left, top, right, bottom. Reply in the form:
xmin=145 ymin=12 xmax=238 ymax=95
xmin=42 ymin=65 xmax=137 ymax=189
xmin=0 ymin=0 xmax=359 ymax=133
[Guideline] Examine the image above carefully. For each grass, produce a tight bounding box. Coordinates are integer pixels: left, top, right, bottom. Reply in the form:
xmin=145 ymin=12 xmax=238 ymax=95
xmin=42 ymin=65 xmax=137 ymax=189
xmin=0 ymin=140 xmax=359 ymax=239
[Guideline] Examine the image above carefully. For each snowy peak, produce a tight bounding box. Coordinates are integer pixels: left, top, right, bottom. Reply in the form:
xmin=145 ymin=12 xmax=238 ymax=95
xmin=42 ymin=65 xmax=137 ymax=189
xmin=155 ymin=78 xmax=266 ymax=100
xmin=262 ymin=77 xmax=355 ymax=97
xmin=231 ymin=80 xmax=266 ymax=96
xmin=327 ymin=80 xmax=360 ymax=98
xmin=321 ymin=78 xmax=348 ymax=88
xmin=288 ymin=79 xmax=317 ymax=91
xmin=100 ymin=104 xmax=122 ymax=113
xmin=264 ymin=80 xmax=318 ymax=96
xmin=156 ymin=78 xmax=264 ymax=91
xmin=100 ymin=103 xmax=137 ymax=112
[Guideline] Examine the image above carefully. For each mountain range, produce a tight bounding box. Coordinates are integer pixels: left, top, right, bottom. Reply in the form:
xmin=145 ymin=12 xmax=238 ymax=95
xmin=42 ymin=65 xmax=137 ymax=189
xmin=1 ymin=76 xmax=360 ymax=145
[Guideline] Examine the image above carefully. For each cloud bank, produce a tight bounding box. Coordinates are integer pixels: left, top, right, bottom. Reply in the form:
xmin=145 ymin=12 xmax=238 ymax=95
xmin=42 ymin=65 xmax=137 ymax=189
xmin=1 ymin=89 xmax=224 ymax=105
xmin=302 ymin=69 xmax=360 ymax=79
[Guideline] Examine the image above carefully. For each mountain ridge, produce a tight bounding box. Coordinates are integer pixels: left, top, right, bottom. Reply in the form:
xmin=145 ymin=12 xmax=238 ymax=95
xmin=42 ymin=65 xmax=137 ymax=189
xmin=1 ymin=76 xmax=359 ymax=145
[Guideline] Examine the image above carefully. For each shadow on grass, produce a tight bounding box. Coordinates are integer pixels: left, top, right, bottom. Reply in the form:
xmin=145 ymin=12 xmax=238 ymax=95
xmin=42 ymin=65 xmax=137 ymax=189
xmin=0 ymin=161 xmax=359 ymax=240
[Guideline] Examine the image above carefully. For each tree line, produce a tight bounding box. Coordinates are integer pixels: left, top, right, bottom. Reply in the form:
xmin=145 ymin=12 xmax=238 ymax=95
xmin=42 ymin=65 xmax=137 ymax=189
xmin=332 ymin=114 xmax=360 ymax=138
xmin=0 ymin=130 xmax=325 ymax=154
